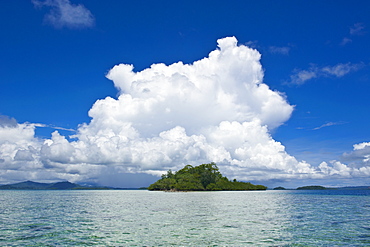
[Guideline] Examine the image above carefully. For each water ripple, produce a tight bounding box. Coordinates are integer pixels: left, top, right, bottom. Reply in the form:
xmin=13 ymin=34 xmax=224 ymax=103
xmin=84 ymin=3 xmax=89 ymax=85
xmin=0 ymin=189 xmax=369 ymax=246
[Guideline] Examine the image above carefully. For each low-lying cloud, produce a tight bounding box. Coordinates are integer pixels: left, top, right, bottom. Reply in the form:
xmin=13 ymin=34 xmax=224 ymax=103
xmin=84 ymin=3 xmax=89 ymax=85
xmin=0 ymin=37 xmax=369 ymax=187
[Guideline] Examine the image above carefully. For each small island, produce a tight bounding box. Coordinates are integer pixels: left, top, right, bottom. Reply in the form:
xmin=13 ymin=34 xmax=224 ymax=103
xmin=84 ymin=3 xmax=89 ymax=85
xmin=296 ymin=185 xmax=327 ymax=190
xmin=273 ymin=186 xmax=287 ymax=190
xmin=148 ymin=163 xmax=267 ymax=191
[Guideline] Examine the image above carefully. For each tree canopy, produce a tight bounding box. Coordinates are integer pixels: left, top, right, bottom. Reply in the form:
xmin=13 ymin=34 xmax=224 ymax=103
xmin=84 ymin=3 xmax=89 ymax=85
xmin=148 ymin=163 xmax=267 ymax=191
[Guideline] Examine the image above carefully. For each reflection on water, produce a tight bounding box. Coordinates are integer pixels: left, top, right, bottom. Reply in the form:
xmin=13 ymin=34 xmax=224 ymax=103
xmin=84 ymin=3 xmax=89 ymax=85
xmin=0 ymin=190 xmax=369 ymax=246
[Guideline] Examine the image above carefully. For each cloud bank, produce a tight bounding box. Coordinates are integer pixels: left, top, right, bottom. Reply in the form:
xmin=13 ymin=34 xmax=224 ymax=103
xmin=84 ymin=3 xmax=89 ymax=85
xmin=32 ymin=0 xmax=95 ymax=29
xmin=0 ymin=37 xmax=369 ymax=187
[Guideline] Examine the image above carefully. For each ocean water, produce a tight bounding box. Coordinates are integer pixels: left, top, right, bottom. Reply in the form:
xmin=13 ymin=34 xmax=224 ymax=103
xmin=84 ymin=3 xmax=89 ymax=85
xmin=0 ymin=189 xmax=369 ymax=246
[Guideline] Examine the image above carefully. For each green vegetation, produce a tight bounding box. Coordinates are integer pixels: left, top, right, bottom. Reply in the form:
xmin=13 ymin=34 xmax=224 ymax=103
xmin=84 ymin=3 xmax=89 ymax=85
xmin=296 ymin=185 xmax=327 ymax=190
xmin=148 ymin=163 xmax=267 ymax=191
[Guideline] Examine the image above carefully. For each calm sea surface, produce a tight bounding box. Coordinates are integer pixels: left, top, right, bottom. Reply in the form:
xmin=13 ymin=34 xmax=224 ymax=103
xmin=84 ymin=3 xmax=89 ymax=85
xmin=0 ymin=189 xmax=369 ymax=246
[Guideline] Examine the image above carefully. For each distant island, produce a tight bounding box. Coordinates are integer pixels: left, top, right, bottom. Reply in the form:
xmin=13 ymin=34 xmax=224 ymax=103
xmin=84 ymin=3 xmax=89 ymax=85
xmin=273 ymin=186 xmax=286 ymax=190
xmin=270 ymin=185 xmax=370 ymax=190
xmin=148 ymin=163 xmax=267 ymax=191
xmin=296 ymin=185 xmax=327 ymax=190
xmin=0 ymin=181 xmax=110 ymax=190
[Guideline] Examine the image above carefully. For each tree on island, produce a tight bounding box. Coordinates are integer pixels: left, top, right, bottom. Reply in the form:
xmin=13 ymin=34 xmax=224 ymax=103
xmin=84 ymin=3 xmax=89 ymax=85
xmin=148 ymin=163 xmax=267 ymax=191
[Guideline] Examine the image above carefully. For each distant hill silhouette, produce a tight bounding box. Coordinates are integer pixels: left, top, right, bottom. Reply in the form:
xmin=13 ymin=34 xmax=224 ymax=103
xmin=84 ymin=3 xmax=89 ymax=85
xmin=0 ymin=181 xmax=109 ymax=190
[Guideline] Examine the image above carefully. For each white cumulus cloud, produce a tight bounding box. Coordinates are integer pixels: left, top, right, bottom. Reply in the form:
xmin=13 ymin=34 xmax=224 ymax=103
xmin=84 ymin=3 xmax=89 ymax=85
xmin=32 ymin=0 xmax=95 ymax=29
xmin=341 ymin=142 xmax=370 ymax=167
xmin=0 ymin=37 xmax=369 ymax=187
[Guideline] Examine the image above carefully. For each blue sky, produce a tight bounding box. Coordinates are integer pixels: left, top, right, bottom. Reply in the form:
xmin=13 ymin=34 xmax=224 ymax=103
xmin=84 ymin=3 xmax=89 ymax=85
xmin=0 ymin=0 xmax=369 ymax=188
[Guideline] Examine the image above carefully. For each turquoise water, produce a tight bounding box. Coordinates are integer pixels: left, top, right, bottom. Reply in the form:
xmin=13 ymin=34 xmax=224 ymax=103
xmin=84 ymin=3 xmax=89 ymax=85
xmin=0 ymin=189 xmax=369 ymax=246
